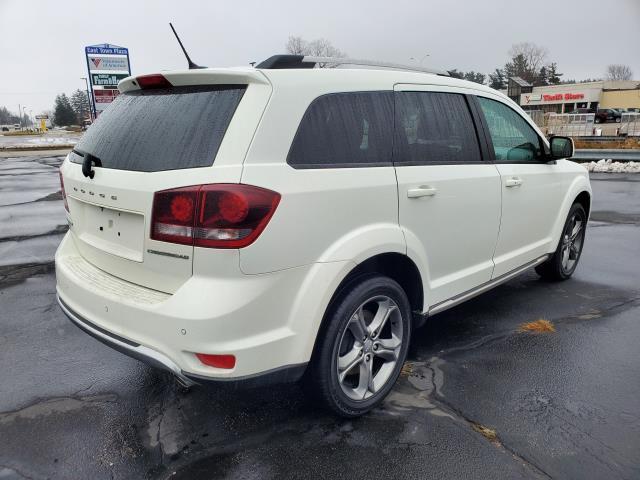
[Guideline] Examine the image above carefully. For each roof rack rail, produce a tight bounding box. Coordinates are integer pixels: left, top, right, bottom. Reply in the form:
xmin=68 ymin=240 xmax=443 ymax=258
xmin=255 ymin=54 xmax=450 ymax=76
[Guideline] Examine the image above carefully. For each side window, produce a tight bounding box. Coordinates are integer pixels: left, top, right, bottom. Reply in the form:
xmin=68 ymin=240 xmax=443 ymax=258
xmin=287 ymin=91 xmax=393 ymax=168
xmin=477 ymin=97 xmax=544 ymax=162
xmin=394 ymin=92 xmax=482 ymax=165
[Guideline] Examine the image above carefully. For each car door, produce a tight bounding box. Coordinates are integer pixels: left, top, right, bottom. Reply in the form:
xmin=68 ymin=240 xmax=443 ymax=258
xmin=393 ymin=85 xmax=502 ymax=307
xmin=473 ymin=94 xmax=569 ymax=278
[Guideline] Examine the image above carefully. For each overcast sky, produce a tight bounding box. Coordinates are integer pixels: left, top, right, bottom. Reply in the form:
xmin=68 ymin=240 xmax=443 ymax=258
xmin=1 ymin=0 xmax=639 ymax=114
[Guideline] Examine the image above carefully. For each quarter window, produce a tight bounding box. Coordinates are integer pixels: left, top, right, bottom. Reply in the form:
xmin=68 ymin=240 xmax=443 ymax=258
xmin=477 ymin=97 xmax=544 ymax=162
xmin=393 ymin=92 xmax=482 ymax=165
xmin=287 ymin=92 xmax=394 ymax=168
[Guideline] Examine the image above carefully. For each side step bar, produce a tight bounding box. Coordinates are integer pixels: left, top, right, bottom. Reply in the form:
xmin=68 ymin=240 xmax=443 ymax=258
xmin=428 ymin=255 xmax=550 ymax=316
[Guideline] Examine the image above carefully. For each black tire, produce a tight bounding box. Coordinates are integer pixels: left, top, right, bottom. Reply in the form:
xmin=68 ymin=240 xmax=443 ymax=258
xmin=304 ymin=274 xmax=412 ymax=417
xmin=594 ymin=118 xmax=601 ymax=124
xmin=536 ymin=203 xmax=587 ymax=281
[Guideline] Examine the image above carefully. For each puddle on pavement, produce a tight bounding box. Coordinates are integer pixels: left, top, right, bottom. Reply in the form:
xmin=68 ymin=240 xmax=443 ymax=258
xmin=384 ymin=357 xmax=454 ymax=419
xmin=0 ymin=394 xmax=117 ymax=425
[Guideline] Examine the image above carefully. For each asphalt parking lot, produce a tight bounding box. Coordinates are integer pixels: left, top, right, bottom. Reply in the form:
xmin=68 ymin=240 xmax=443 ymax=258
xmin=0 ymin=155 xmax=639 ymax=479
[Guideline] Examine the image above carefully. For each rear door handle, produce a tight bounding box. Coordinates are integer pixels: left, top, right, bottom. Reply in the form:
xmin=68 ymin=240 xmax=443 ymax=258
xmin=407 ymin=186 xmax=437 ymax=198
xmin=505 ymin=177 xmax=523 ymax=188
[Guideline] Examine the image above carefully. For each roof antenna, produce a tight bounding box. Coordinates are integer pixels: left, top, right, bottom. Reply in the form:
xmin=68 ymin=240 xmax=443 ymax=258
xmin=169 ymin=22 xmax=206 ymax=69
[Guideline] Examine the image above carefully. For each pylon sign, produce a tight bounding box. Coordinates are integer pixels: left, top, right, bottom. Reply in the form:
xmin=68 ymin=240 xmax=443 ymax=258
xmin=85 ymin=44 xmax=131 ymax=117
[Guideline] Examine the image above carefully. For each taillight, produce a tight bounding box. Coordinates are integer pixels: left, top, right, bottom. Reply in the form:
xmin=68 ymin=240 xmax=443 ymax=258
xmin=136 ymin=74 xmax=172 ymax=90
xmin=59 ymin=170 xmax=69 ymax=212
xmin=150 ymin=187 xmax=198 ymax=245
xmin=196 ymin=353 xmax=236 ymax=369
xmin=150 ymin=184 xmax=280 ymax=249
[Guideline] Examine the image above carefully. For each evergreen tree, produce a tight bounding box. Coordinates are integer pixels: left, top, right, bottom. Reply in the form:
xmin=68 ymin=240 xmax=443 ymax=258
xmin=504 ymin=53 xmax=534 ymax=83
xmin=70 ymin=89 xmax=91 ymax=122
xmin=547 ymin=63 xmax=563 ymax=85
xmin=534 ymin=66 xmax=549 ymax=86
xmin=463 ymin=71 xmax=486 ymax=85
xmin=0 ymin=106 xmax=20 ymax=125
xmin=53 ymin=93 xmax=77 ymax=126
xmin=488 ymin=69 xmax=507 ymax=89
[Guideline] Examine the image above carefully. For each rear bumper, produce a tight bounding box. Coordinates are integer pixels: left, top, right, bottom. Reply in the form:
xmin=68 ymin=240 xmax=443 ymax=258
xmin=58 ymin=294 xmax=307 ymax=388
xmin=58 ymin=294 xmax=197 ymax=387
xmin=55 ymin=233 xmax=347 ymax=383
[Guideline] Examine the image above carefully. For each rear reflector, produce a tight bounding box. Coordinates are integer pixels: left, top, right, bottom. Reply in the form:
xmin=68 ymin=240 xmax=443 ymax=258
xmin=59 ymin=170 xmax=69 ymax=212
xmin=151 ymin=184 xmax=280 ymax=248
xmin=196 ymin=353 xmax=236 ymax=369
xmin=136 ymin=74 xmax=173 ymax=89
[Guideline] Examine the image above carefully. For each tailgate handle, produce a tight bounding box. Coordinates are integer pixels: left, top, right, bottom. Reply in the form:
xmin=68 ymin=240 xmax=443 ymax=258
xmin=82 ymin=154 xmax=102 ymax=179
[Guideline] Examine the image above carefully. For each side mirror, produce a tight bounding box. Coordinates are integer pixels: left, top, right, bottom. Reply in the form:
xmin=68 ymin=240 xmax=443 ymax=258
xmin=549 ymin=136 xmax=574 ymax=159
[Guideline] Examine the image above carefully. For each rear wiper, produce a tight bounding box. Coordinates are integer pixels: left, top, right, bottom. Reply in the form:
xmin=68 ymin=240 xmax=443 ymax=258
xmin=81 ymin=153 xmax=102 ymax=179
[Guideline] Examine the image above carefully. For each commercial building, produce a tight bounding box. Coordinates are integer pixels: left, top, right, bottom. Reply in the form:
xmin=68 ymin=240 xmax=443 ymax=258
xmin=505 ymin=77 xmax=640 ymax=113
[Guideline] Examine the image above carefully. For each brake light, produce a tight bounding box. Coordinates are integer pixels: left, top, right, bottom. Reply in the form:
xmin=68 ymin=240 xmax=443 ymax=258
xmin=150 ymin=184 xmax=280 ymax=249
xmin=196 ymin=353 xmax=236 ymax=369
xmin=59 ymin=170 xmax=69 ymax=212
xmin=136 ymin=74 xmax=172 ymax=90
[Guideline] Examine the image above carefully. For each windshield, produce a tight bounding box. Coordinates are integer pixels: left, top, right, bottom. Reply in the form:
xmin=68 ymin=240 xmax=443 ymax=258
xmin=72 ymin=85 xmax=246 ymax=172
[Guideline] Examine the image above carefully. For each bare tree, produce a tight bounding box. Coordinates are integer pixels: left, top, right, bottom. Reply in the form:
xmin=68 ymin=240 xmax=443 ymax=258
xmin=285 ymin=36 xmax=307 ymax=55
xmin=508 ymin=42 xmax=548 ymax=78
xmin=285 ymin=36 xmax=345 ymax=58
xmin=605 ymin=64 xmax=633 ymax=81
xmin=306 ymin=38 xmax=345 ymax=58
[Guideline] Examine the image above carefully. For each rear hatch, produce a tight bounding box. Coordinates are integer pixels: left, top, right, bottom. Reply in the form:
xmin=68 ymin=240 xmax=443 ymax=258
xmin=60 ymin=69 xmax=271 ymax=293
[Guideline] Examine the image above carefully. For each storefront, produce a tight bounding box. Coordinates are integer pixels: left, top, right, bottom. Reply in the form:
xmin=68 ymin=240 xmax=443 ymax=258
xmin=601 ymin=89 xmax=640 ymax=109
xmin=515 ymin=80 xmax=640 ymax=113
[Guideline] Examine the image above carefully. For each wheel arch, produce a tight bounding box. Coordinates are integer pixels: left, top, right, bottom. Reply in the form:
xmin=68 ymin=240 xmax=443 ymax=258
xmin=308 ymin=252 xmax=425 ymax=363
xmin=574 ymin=190 xmax=591 ymax=219
xmin=549 ymin=175 xmax=592 ymax=251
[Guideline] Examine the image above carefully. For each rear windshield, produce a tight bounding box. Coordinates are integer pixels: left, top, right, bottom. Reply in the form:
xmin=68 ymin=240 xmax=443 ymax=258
xmin=71 ymin=85 xmax=246 ymax=172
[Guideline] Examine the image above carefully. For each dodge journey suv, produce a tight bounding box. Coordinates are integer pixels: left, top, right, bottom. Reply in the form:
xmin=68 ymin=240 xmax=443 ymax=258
xmin=56 ymin=55 xmax=591 ymax=417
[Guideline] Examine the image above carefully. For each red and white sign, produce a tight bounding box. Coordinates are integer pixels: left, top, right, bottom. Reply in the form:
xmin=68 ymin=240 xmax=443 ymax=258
xmin=521 ymin=90 xmax=597 ymax=106
xmin=94 ymin=89 xmax=120 ymax=103
xmin=93 ymin=89 xmax=120 ymax=112
xmin=542 ymin=93 xmax=584 ymax=102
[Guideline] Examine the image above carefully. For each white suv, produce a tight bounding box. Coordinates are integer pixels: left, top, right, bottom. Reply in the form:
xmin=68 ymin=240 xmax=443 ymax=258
xmin=56 ymin=55 xmax=591 ymax=416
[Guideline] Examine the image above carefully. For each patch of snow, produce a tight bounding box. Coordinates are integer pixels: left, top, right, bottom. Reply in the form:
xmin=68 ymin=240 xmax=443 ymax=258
xmin=26 ymin=136 xmax=78 ymax=145
xmin=586 ymin=159 xmax=640 ymax=173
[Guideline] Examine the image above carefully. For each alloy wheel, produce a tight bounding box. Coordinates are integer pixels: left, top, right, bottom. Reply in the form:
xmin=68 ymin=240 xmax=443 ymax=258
xmin=561 ymin=211 xmax=585 ymax=274
xmin=335 ymin=295 xmax=404 ymax=401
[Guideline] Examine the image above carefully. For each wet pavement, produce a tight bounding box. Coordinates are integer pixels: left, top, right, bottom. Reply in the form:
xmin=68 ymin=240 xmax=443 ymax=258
xmin=0 ymin=156 xmax=639 ymax=479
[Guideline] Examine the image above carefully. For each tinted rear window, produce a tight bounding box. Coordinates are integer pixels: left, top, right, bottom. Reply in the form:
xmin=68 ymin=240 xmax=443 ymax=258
xmin=72 ymin=85 xmax=246 ymax=172
xmin=287 ymin=91 xmax=393 ymax=168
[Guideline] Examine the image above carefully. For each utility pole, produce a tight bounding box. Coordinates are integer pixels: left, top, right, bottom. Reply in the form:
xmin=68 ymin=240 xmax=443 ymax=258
xmin=18 ymin=104 xmax=21 ymax=129
xmin=81 ymin=77 xmax=94 ymax=121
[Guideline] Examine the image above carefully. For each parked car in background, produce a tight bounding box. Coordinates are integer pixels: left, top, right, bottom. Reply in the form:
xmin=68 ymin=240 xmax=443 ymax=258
xmin=568 ymin=108 xmax=593 ymax=114
xmin=595 ymin=108 xmax=622 ymax=123
xmin=56 ymin=55 xmax=592 ymax=417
